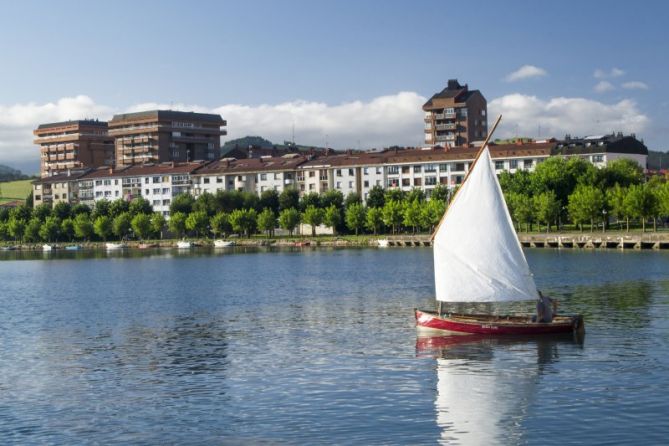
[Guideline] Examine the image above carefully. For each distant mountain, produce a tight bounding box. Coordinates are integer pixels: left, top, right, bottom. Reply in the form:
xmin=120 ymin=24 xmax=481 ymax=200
xmin=0 ymin=164 xmax=28 ymax=182
xmin=221 ymin=136 xmax=330 ymax=158
xmin=221 ymin=136 xmax=274 ymax=155
xmin=647 ymin=150 xmax=669 ymax=170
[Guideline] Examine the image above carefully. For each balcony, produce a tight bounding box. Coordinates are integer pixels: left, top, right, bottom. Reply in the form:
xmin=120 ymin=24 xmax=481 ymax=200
xmin=284 ymin=179 xmax=295 ymax=185
xmin=436 ymin=123 xmax=457 ymax=131
xmin=444 ymin=112 xmax=456 ymax=119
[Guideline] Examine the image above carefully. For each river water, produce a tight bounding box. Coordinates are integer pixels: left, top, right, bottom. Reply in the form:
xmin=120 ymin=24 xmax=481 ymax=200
xmin=1 ymin=247 xmax=668 ymax=445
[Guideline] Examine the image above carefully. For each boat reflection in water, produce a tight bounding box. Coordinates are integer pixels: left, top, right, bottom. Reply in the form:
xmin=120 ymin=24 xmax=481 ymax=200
xmin=417 ymin=334 xmax=583 ymax=445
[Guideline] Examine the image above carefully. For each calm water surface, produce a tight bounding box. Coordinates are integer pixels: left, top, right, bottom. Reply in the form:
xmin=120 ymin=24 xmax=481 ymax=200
xmin=1 ymin=247 xmax=668 ymax=445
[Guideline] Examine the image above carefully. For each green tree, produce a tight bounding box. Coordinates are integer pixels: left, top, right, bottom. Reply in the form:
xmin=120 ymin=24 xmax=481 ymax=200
xmin=385 ymin=188 xmax=404 ymax=203
xmin=242 ymin=192 xmax=260 ymax=212
xmin=323 ymin=205 xmax=341 ymax=235
xmin=568 ymin=185 xmax=605 ymax=232
xmin=624 ymin=183 xmax=658 ymax=232
xmin=168 ymin=212 xmax=188 ymax=238
xmin=278 ymin=188 xmax=300 ymax=211
xmin=321 ymin=190 xmax=344 ymax=210
xmin=259 ymin=190 xmax=280 ymax=214
xmin=61 ymin=218 xmax=75 ymax=241
xmin=215 ymin=190 xmax=244 ymax=213
xmin=421 ymin=199 xmax=445 ymax=232
xmin=150 ymin=212 xmax=166 ymax=239
xmin=24 ymin=218 xmax=41 ymax=243
xmin=170 ymin=193 xmax=195 ymax=215
xmin=131 ymin=213 xmax=152 ymax=240
xmin=403 ymin=199 xmax=422 ymax=233
xmin=73 ymin=213 xmax=93 ymax=241
xmin=109 ymin=199 xmax=129 ymax=218
xmin=112 ymin=212 xmax=132 ymax=240
xmin=33 ymin=204 xmax=52 ymax=221
xmin=533 ymin=191 xmax=560 ymax=232
xmin=210 ymin=212 xmax=231 ymax=238
xmin=430 ymin=185 xmax=449 ymax=203
xmin=278 ymin=208 xmax=301 ymax=236
xmin=0 ymin=222 xmax=9 ymax=241
xmin=92 ymin=199 xmax=111 ymax=219
xmin=71 ymin=203 xmax=91 ymax=216
xmin=10 ymin=205 xmax=32 ymax=222
xmin=94 ymin=216 xmax=113 ymax=241
xmin=185 ymin=211 xmax=210 ymax=237
xmin=302 ymin=205 xmax=324 ymax=236
xmin=300 ymin=192 xmax=321 ymax=210
xmin=129 ymin=197 xmax=153 ymax=216
xmin=365 ymin=206 xmax=384 ymax=235
xmin=366 ymin=185 xmax=385 ymax=208
xmin=52 ymin=202 xmax=71 ymax=220
xmin=345 ymin=203 xmax=366 ymax=235
xmin=405 ymin=188 xmax=425 ymax=204
xmin=39 ymin=216 xmax=60 ymax=242
xmin=608 ymin=184 xmax=630 ymax=231
xmin=510 ymin=193 xmax=534 ymax=232
xmin=229 ymin=209 xmax=258 ymax=237
xmin=257 ymin=208 xmax=277 ymax=238
xmin=8 ymin=217 xmax=26 ymax=242
xmin=602 ymin=159 xmax=644 ymax=189
xmin=193 ymin=192 xmax=218 ymax=216
xmin=382 ymin=200 xmax=404 ymax=234
xmin=657 ymin=182 xmax=669 ymax=227
xmin=344 ymin=192 xmax=362 ymax=209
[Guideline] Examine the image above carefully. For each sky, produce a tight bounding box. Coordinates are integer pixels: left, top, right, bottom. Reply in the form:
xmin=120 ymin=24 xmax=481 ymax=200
xmin=1 ymin=0 xmax=667 ymax=173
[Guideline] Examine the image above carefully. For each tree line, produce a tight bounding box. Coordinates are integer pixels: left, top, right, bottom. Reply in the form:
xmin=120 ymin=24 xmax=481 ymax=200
xmin=500 ymin=157 xmax=669 ymax=232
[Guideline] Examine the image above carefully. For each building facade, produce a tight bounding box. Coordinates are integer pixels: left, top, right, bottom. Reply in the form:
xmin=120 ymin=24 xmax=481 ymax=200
xmin=423 ymin=79 xmax=487 ymax=147
xmin=109 ymin=110 xmax=226 ymax=167
xmin=34 ymin=120 xmax=114 ymax=177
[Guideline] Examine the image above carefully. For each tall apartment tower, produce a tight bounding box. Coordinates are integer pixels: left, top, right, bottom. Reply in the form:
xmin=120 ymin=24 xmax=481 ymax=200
xmin=34 ymin=120 xmax=115 ymax=177
xmin=109 ymin=110 xmax=226 ymax=166
xmin=423 ymin=79 xmax=487 ymax=147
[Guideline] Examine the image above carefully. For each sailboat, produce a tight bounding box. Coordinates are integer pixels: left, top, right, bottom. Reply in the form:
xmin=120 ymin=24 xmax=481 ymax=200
xmin=415 ymin=115 xmax=584 ymax=336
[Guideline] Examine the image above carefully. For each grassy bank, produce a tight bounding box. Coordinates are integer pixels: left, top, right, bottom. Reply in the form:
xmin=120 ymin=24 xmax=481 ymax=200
xmin=0 ymin=179 xmax=32 ymax=204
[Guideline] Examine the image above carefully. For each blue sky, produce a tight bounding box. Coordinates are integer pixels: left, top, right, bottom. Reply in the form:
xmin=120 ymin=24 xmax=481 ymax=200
xmin=1 ymin=0 xmax=667 ymax=172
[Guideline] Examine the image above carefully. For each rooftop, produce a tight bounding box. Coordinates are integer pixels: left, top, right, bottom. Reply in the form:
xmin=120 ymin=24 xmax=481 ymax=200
xmin=109 ymin=110 xmax=225 ymax=125
xmin=36 ymin=120 xmax=108 ymax=131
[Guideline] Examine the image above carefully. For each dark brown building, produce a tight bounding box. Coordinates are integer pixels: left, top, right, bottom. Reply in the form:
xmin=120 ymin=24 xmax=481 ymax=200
xmin=109 ymin=110 xmax=226 ymax=167
xmin=34 ymin=120 xmax=114 ymax=177
xmin=423 ymin=79 xmax=487 ymax=147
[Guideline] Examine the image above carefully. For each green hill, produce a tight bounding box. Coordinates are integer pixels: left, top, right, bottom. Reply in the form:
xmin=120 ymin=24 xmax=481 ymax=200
xmin=0 ymin=179 xmax=33 ymax=204
xmin=0 ymin=164 xmax=28 ymax=182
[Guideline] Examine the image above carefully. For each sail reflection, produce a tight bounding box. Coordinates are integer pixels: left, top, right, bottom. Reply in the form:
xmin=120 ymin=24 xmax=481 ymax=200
xmin=417 ymin=334 xmax=581 ymax=445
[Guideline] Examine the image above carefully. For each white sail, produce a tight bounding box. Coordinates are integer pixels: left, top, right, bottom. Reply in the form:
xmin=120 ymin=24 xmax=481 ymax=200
xmin=433 ymin=147 xmax=538 ymax=302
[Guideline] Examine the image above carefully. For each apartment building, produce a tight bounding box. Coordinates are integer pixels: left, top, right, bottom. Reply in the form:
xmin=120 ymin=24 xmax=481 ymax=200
xmin=33 ymin=170 xmax=89 ymax=208
xmin=423 ymin=79 xmax=487 ymax=147
xmin=297 ymin=153 xmax=387 ymax=200
xmin=109 ymin=110 xmax=226 ymax=167
xmin=34 ymin=120 xmax=114 ymax=177
xmin=553 ymin=133 xmax=648 ymax=168
xmin=191 ymin=154 xmax=307 ymax=196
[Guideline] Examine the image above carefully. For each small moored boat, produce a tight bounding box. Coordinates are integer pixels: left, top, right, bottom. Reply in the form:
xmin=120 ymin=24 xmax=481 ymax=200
xmin=377 ymin=239 xmax=389 ymax=248
xmin=214 ymin=239 xmax=235 ymax=248
xmin=415 ymin=115 xmax=585 ymax=336
xmin=65 ymin=245 xmax=82 ymax=251
xmin=42 ymin=244 xmax=54 ymax=251
xmin=176 ymin=240 xmax=193 ymax=249
xmin=105 ymin=242 xmax=126 ymax=250
xmin=138 ymin=243 xmax=157 ymax=249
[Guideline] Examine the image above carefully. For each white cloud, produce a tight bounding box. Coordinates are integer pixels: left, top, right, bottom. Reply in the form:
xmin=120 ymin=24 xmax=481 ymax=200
xmin=594 ymin=81 xmax=615 ymax=93
xmin=488 ymin=93 xmax=649 ymax=139
xmin=594 ymin=67 xmax=625 ymax=79
xmin=621 ymin=81 xmax=649 ymax=90
xmin=0 ymin=93 xmax=426 ymax=169
xmin=505 ymin=65 xmax=547 ymax=82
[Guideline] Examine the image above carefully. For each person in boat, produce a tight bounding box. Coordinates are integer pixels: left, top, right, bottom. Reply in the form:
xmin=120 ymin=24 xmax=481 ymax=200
xmin=534 ymin=291 xmax=556 ymax=323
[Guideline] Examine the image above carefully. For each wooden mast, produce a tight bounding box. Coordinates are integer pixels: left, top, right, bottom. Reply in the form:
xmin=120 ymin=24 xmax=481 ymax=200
xmin=430 ymin=114 xmax=503 ymax=242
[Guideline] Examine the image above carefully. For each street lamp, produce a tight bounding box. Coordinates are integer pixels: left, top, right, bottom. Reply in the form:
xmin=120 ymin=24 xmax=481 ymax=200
xmin=602 ymin=209 xmax=608 ymax=233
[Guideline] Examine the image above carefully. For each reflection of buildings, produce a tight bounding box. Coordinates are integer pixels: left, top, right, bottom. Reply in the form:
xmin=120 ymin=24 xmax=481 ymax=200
xmin=418 ymin=335 xmax=573 ymax=445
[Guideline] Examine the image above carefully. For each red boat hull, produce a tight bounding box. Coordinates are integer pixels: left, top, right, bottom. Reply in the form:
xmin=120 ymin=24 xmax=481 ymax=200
xmin=415 ymin=309 xmax=584 ymax=336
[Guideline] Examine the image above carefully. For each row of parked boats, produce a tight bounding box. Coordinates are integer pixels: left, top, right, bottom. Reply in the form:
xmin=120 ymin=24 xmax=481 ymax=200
xmin=16 ymin=240 xmax=238 ymax=251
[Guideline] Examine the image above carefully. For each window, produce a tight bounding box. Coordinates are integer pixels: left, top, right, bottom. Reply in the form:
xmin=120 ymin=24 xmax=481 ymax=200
xmin=524 ymin=159 xmax=533 ymax=168
xmin=153 ymin=200 xmax=160 ymax=206
xmin=309 ymin=184 xmax=315 ymax=190
xmin=481 ymin=110 xmax=486 ymax=116
xmin=495 ymin=161 xmax=504 ymax=170
xmin=439 ymin=164 xmax=448 ymax=172
xmin=425 ymin=177 xmax=437 ymax=186
xmin=145 ymin=178 xmax=150 ymax=184
xmin=510 ymin=159 xmax=518 ymax=169
xmin=424 ymin=164 xmax=436 ymax=173
xmin=260 ymin=173 xmax=267 ymax=181
xmin=376 ymin=167 xmax=382 ymax=174
xmin=95 ymin=180 xmax=102 ymax=186
xmin=300 ymin=184 xmax=305 ymax=191
xmin=363 ymin=167 xmax=369 ymax=175
xmin=348 ymin=168 xmax=354 ymax=176
xmin=216 ymin=177 xmax=223 ymax=183
xmin=103 ymin=180 xmax=111 ymax=186
xmin=163 ymin=199 xmax=171 ymax=205
xmin=387 ymin=179 xmax=399 ymax=188
xmin=388 ymin=166 xmax=399 ymax=175
xmin=153 ymin=188 xmax=160 ymax=194
xmin=402 ymin=166 xmax=410 ymax=174
xmin=54 ymin=194 xmax=59 ymax=199
xmin=153 ymin=176 xmax=161 ymax=183
xmin=336 ymin=169 xmax=342 ymax=177
xmin=413 ymin=165 xmax=422 ymax=173
xmin=348 ymin=181 xmax=353 ymax=188
xmin=204 ymin=177 xmax=210 ymax=184
xmin=35 ymin=195 xmax=41 ymax=200
xmin=96 ymin=191 xmax=102 ymax=197
xmin=145 ymin=189 xmax=150 ymax=195
xmin=364 ymin=180 xmax=369 ymax=188
xmin=402 ymin=178 xmax=410 ymax=186
xmin=114 ymin=179 xmax=118 ymax=185
xmin=309 ymin=171 xmax=315 ymax=178
xmin=336 ymin=181 xmax=341 ymax=189
xmin=376 ymin=180 xmax=381 ymax=186
xmin=162 ymin=188 xmax=169 ymax=194
xmin=414 ymin=178 xmax=422 ymax=186
xmin=455 ymin=163 xmax=465 ymax=172
xmin=455 ymin=175 xmax=464 ymax=185
xmin=115 ymin=191 xmax=119 ymax=197
xmin=593 ymin=155 xmax=604 ymax=163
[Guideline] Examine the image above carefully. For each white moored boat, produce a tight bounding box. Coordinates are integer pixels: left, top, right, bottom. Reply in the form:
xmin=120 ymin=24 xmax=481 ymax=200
xmin=214 ymin=240 xmax=235 ymax=248
xmin=105 ymin=242 xmax=126 ymax=250
xmin=377 ymin=239 xmax=389 ymax=248
xmin=176 ymin=240 xmax=193 ymax=249
xmin=42 ymin=244 xmax=53 ymax=251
